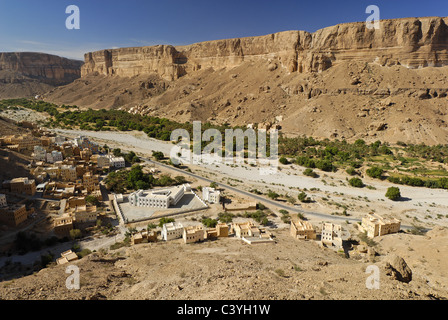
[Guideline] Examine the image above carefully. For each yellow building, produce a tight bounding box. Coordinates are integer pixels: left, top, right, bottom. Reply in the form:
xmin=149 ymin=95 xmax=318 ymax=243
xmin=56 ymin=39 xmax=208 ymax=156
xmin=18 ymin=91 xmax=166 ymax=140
xmin=361 ymin=213 xmax=401 ymax=238
xmin=290 ymin=219 xmax=316 ymax=240
xmin=183 ymin=225 xmax=206 ymax=244
xmin=60 ymin=165 xmax=77 ymax=182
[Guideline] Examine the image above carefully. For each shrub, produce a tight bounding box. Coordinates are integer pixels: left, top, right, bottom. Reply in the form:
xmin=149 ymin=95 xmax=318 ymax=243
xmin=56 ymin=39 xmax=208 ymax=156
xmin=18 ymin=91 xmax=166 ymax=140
xmin=303 ymin=168 xmax=318 ymax=178
xmin=298 ymin=192 xmax=311 ymax=203
xmin=158 ymin=217 xmax=175 ymax=227
xmin=202 ymin=217 xmax=218 ymax=228
xmin=348 ymin=177 xmax=364 ymax=188
xmin=385 ymin=187 xmax=401 ymax=201
xmin=366 ymin=167 xmax=384 ymax=179
xmin=346 ymin=167 xmax=357 ymax=176
xmin=279 ymin=157 xmax=290 ymax=165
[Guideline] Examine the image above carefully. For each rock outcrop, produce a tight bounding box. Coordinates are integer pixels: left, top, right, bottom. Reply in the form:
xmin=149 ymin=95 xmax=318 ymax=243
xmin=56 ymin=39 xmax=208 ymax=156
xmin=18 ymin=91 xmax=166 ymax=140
xmin=0 ymin=52 xmax=83 ymax=86
xmin=385 ymin=254 xmax=413 ymax=283
xmin=81 ymin=16 xmax=448 ymax=80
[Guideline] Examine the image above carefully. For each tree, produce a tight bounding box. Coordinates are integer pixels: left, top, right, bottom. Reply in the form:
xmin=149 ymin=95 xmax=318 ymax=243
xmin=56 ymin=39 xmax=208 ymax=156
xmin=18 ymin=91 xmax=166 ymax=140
xmin=202 ymin=217 xmax=218 ymax=228
xmin=267 ymin=190 xmax=280 ymax=200
xmin=158 ymin=217 xmax=175 ymax=228
xmin=86 ymin=195 xmax=100 ymax=206
xmin=152 ymin=151 xmax=165 ymax=161
xmin=70 ymin=229 xmax=82 ymax=240
xmin=303 ymin=168 xmax=317 ymax=178
xmin=279 ymin=157 xmax=290 ymax=165
xmin=298 ymin=192 xmax=311 ymax=203
xmin=209 ymin=182 xmax=218 ymax=189
xmin=349 ymin=177 xmax=364 ymax=188
xmin=385 ymin=187 xmax=401 ymax=201
xmin=366 ymin=167 xmax=384 ymax=179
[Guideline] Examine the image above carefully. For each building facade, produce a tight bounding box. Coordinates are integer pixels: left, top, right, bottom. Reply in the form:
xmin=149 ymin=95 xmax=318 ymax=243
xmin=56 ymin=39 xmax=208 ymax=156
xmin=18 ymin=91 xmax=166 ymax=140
xmin=202 ymin=187 xmax=221 ymax=204
xmin=290 ymin=219 xmax=317 ymax=240
xmin=161 ymin=222 xmax=184 ymax=241
xmin=361 ymin=213 xmax=401 ymax=238
xmin=128 ymin=185 xmax=187 ymax=209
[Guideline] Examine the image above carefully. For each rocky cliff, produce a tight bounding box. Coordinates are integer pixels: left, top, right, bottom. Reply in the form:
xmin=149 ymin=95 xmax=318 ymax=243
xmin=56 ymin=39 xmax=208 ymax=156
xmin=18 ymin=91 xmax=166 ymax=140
xmin=82 ymin=16 xmax=448 ymax=79
xmin=0 ymin=52 xmax=83 ymax=86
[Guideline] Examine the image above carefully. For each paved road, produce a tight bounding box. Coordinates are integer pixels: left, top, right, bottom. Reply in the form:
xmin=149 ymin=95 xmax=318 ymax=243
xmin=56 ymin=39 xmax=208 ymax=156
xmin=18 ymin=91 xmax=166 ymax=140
xmin=142 ymin=158 xmax=416 ymax=230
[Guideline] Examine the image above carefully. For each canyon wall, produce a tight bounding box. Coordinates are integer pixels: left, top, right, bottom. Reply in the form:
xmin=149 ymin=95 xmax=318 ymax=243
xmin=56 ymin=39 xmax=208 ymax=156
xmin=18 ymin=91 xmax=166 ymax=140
xmin=0 ymin=52 xmax=83 ymax=86
xmin=81 ymin=16 xmax=448 ymax=80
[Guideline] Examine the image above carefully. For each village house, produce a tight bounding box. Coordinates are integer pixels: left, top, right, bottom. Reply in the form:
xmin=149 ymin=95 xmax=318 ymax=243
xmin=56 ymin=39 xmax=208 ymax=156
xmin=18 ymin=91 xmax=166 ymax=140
xmin=183 ymin=225 xmax=206 ymax=244
xmin=53 ymin=216 xmax=74 ymax=237
xmin=0 ymin=204 xmax=29 ymax=227
xmin=60 ymin=165 xmax=77 ymax=182
xmin=6 ymin=177 xmax=37 ymax=196
xmin=131 ymin=230 xmax=158 ymax=245
xmin=361 ymin=212 xmax=401 ymax=238
xmin=46 ymin=150 xmax=63 ymax=164
xmin=161 ymin=222 xmax=184 ymax=241
xmin=107 ymin=155 xmax=125 ymax=169
xmin=232 ymin=221 xmax=273 ymax=244
xmin=33 ymin=145 xmax=47 ymax=161
xmin=202 ymin=187 xmax=221 ymax=204
xmin=56 ymin=250 xmax=79 ymax=265
xmin=321 ymin=223 xmax=350 ymax=250
xmin=290 ymin=219 xmax=317 ymax=240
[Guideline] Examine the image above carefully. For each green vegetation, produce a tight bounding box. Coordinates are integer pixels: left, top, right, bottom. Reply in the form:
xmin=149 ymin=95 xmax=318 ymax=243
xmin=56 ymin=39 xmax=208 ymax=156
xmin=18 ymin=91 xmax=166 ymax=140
xmin=201 ymin=217 xmax=218 ymax=228
xmin=385 ymin=187 xmax=401 ymax=201
xmin=218 ymin=212 xmax=234 ymax=223
xmin=104 ymin=164 xmax=181 ymax=193
xmin=243 ymin=210 xmax=270 ymax=226
xmin=279 ymin=156 xmax=290 ymax=165
xmin=298 ymin=192 xmax=311 ymax=203
xmin=303 ymin=168 xmax=318 ymax=178
xmin=69 ymin=229 xmax=82 ymax=240
xmin=152 ymin=151 xmax=165 ymax=160
xmin=5 ymin=98 xmax=448 ymax=192
xmin=348 ymin=177 xmax=364 ymax=188
xmin=366 ymin=166 xmax=384 ymax=179
xmin=267 ymin=190 xmax=280 ymax=200
xmin=158 ymin=217 xmax=175 ymax=227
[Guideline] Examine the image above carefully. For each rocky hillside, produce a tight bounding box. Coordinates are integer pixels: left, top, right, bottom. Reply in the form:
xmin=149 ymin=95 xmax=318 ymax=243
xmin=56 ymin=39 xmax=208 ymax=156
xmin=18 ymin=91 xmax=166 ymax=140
xmin=43 ymin=17 xmax=448 ymax=145
xmin=0 ymin=52 xmax=83 ymax=99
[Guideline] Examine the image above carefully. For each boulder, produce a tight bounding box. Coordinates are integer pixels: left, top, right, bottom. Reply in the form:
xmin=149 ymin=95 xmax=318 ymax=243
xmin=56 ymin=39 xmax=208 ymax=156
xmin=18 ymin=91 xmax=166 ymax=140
xmin=384 ymin=254 xmax=412 ymax=283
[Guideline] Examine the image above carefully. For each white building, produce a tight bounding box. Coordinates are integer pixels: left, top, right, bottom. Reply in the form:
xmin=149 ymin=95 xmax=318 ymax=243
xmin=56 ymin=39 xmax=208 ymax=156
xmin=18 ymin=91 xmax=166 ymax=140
xmin=108 ymin=155 xmax=125 ymax=168
xmin=46 ymin=150 xmax=63 ymax=164
xmin=161 ymin=222 xmax=184 ymax=241
xmin=0 ymin=194 xmax=7 ymax=207
xmin=202 ymin=187 xmax=221 ymax=204
xmin=128 ymin=185 xmax=187 ymax=209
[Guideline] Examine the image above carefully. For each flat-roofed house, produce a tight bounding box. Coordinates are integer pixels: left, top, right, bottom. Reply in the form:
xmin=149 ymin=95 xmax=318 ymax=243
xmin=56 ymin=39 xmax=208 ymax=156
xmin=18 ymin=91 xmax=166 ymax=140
xmin=290 ymin=219 xmax=316 ymax=240
xmin=57 ymin=250 xmax=79 ymax=265
xmin=161 ymin=222 xmax=184 ymax=241
xmin=183 ymin=225 xmax=205 ymax=244
xmin=361 ymin=213 xmax=401 ymax=238
xmin=0 ymin=204 xmax=28 ymax=227
xmin=321 ymin=223 xmax=350 ymax=250
xmin=9 ymin=177 xmax=36 ymax=196
xmin=202 ymin=187 xmax=221 ymax=204
xmin=54 ymin=216 xmax=74 ymax=237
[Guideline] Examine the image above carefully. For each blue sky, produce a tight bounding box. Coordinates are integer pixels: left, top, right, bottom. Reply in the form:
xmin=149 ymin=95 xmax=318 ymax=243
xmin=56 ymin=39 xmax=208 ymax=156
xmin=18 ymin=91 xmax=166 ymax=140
xmin=0 ymin=0 xmax=446 ymax=60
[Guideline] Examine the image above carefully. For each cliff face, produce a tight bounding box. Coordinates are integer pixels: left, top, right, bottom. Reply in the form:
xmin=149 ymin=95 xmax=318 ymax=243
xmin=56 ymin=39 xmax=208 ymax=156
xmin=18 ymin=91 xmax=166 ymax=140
xmin=81 ymin=16 xmax=448 ymax=79
xmin=0 ymin=52 xmax=83 ymax=86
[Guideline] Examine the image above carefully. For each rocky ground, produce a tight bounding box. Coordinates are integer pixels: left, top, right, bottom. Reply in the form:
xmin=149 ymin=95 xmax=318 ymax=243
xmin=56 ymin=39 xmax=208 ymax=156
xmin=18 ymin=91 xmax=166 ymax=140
xmin=1 ymin=227 xmax=447 ymax=300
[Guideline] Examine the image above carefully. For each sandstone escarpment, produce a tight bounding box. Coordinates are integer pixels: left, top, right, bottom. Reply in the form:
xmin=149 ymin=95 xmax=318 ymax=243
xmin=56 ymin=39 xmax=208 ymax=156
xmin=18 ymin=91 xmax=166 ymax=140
xmin=0 ymin=52 xmax=83 ymax=86
xmin=81 ymin=16 xmax=448 ymax=79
